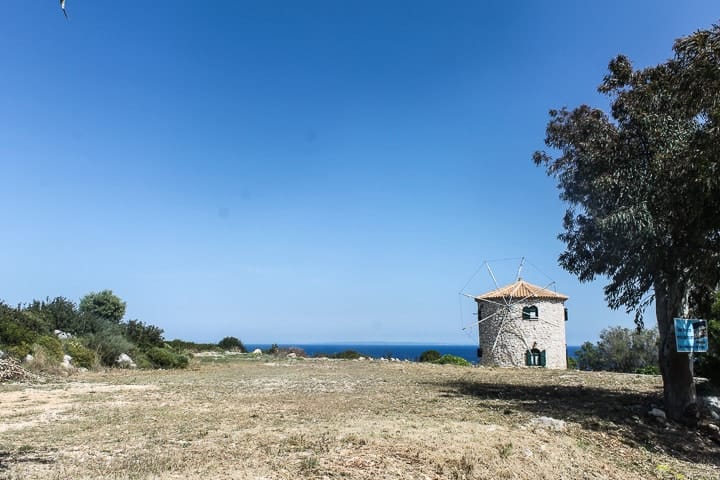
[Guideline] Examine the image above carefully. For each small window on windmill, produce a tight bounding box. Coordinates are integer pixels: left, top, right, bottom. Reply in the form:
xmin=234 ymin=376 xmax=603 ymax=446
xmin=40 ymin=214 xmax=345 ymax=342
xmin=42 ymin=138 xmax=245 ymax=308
xmin=522 ymin=305 xmax=538 ymax=320
xmin=525 ymin=348 xmax=546 ymax=367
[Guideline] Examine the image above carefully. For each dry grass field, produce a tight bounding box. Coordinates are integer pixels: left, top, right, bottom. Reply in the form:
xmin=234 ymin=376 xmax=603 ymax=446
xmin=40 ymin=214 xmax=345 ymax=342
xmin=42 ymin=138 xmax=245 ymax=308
xmin=1 ymin=356 xmax=719 ymax=479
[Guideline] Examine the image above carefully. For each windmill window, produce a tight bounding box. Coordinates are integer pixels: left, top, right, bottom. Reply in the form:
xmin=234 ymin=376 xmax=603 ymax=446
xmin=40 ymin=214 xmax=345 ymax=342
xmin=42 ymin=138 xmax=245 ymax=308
xmin=526 ymin=348 xmax=546 ymax=367
xmin=522 ymin=305 xmax=539 ymax=320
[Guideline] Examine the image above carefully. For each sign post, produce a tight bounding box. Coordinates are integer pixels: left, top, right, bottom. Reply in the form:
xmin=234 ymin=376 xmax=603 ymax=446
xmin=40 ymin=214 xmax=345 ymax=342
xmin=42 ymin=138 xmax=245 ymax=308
xmin=674 ymin=318 xmax=708 ymax=353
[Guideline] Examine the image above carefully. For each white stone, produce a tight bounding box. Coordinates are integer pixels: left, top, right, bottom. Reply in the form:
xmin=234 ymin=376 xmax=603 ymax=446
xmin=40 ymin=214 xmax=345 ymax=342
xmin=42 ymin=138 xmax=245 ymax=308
xmin=648 ymin=408 xmax=666 ymax=419
xmin=116 ymin=353 xmax=136 ymax=368
xmin=61 ymin=354 xmax=73 ymax=369
xmin=252 ymin=349 xmax=262 ymax=355
xmin=54 ymin=329 xmax=72 ymax=339
xmin=287 ymin=352 xmax=297 ymax=358
xmin=530 ymin=416 xmax=566 ymax=431
xmin=24 ymin=354 xmax=34 ymax=363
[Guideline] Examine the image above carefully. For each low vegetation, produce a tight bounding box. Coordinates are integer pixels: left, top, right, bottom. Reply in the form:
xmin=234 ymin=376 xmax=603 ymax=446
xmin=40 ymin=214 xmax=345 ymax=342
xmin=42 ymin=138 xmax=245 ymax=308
xmin=0 ymin=291 xmax=189 ymax=371
xmin=575 ymin=326 xmax=659 ymax=374
xmin=0 ymin=357 xmax=717 ymax=479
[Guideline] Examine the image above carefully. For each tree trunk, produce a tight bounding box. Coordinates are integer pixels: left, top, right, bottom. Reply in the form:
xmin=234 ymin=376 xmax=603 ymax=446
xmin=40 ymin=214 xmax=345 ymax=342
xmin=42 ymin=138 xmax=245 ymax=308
xmin=655 ymin=280 xmax=697 ymax=424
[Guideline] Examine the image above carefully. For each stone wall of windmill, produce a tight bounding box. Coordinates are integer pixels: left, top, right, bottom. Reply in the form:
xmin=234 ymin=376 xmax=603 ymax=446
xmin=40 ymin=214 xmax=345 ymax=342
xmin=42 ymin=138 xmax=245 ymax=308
xmin=475 ymin=281 xmax=568 ymax=369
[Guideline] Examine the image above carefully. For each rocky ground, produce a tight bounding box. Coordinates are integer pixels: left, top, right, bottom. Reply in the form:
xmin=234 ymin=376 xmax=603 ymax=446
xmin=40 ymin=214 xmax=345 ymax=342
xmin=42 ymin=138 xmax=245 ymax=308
xmin=0 ymin=356 xmax=718 ymax=479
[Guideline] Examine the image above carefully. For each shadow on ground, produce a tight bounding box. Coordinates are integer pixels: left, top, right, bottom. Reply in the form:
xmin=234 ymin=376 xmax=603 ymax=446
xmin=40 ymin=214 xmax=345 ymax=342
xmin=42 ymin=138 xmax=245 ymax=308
xmin=0 ymin=449 xmax=55 ymax=473
xmin=430 ymin=378 xmax=720 ymax=466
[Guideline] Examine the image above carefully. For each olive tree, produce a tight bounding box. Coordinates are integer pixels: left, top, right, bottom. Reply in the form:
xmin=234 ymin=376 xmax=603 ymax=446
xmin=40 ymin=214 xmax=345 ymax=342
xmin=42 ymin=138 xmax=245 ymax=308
xmin=534 ymin=24 xmax=720 ymax=422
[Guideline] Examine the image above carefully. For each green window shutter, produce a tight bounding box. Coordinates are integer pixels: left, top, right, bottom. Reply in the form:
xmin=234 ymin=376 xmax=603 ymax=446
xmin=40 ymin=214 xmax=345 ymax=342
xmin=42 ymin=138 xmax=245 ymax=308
xmin=540 ymin=350 xmax=547 ymax=367
xmin=525 ymin=350 xmax=531 ymax=366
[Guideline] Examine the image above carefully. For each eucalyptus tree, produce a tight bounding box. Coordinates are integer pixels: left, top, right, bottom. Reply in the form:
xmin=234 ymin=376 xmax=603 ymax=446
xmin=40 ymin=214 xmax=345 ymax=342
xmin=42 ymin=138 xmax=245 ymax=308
xmin=534 ymin=24 xmax=720 ymax=422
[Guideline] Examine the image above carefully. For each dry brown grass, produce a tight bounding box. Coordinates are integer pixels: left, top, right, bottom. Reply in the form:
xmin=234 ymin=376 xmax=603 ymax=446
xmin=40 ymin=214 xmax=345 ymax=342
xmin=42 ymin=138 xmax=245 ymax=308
xmin=0 ymin=357 xmax=718 ymax=479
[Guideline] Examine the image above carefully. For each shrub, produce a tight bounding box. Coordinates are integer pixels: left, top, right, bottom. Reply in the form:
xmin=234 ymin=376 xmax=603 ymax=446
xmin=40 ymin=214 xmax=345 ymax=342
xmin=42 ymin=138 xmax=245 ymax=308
xmin=35 ymin=335 xmax=63 ymax=362
xmin=64 ymin=339 xmax=97 ymax=369
xmin=419 ymin=350 xmax=441 ymax=363
xmin=166 ymin=339 xmax=222 ymax=352
xmin=146 ymin=347 xmax=189 ymax=369
xmin=84 ymin=323 xmax=135 ymax=366
xmin=0 ymin=306 xmax=38 ymax=347
xmin=123 ymin=320 xmax=164 ymax=349
xmin=325 ymin=350 xmax=366 ymax=360
xmin=5 ymin=343 xmax=33 ymax=359
xmin=264 ymin=343 xmax=280 ymax=355
xmin=566 ymin=356 xmax=578 ymax=370
xmin=218 ymin=336 xmax=246 ymax=352
xmin=634 ymin=365 xmax=661 ymax=375
xmin=433 ymin=354 xmax=471 ymax=366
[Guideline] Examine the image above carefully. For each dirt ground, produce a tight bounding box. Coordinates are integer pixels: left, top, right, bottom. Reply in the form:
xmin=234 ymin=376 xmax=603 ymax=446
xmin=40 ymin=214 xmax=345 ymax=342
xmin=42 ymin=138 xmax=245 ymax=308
xmin=0 ymin=356 xmax=718 ymax=479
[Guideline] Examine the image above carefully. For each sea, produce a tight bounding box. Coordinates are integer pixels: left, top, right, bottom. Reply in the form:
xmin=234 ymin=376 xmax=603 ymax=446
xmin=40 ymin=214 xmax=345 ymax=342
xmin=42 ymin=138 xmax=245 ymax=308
xmin=245 ymin=343 xmax=583 ymax=364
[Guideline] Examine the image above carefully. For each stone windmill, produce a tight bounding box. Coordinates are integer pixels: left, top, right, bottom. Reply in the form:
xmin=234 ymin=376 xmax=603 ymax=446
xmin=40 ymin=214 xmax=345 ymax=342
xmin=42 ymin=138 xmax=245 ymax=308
xmin=468 ymin=266 xmax=569 ymax=369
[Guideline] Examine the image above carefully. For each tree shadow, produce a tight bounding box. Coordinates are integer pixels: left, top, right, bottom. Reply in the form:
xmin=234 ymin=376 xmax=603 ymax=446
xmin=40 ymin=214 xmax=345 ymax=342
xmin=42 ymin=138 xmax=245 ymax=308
xmin=0 ymin=449 xmax=55 ymax=472
xmin=429 ymin=378 xmax=720 ymax=465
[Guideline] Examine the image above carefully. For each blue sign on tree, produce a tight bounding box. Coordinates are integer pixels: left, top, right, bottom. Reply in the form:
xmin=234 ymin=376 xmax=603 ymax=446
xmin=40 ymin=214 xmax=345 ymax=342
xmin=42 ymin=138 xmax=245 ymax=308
xmin=674 ymin=318 xmax=709 ymax=353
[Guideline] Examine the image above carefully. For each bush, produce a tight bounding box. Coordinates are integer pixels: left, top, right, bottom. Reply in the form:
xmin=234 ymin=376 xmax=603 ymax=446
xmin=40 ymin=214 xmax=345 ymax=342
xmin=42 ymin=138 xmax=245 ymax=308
xmin=123 ymin=320 xmax=164 ymax=349
xmin=419 ymin=350 xmax=441 ymax=363
xmin=146 ymin=347 xmax=189 ymax=369
xmin=166 ymin=339 xmax=222 ymax=352
xmin=695 ymin=292 xmax=720 ymax=386
xmin=634 ymin=365 xmax=661 ymax=375
xmin=264 ymin=343 xmax=280 ymax=355
xmin=218 ymin=336 xmax=246 ymax=352
xmin=84 ymin=323 xmax=135 ymax=366
xmin=567 ymin=356 xmax=578 ymax=370
xmin=35 ymin=335 xmax=63 ymax=362
xmin=576 ymin=327 xmax=659 ymax=373
xmin=433 ymin=354 xmax=471 ymax=366
xmin=64 ymin=339 xmax=97 ymax=369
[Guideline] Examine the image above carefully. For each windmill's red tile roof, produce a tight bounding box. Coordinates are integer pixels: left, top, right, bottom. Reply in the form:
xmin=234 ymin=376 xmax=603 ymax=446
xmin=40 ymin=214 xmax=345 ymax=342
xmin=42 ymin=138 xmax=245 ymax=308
xmin=475 ymin=280 xmax=569 ymax=301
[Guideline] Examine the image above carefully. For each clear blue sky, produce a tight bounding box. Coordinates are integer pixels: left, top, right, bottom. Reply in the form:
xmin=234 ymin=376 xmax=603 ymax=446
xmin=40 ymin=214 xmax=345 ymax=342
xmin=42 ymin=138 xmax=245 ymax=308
xmin=1 ymin=2 xmax=717 ymax=345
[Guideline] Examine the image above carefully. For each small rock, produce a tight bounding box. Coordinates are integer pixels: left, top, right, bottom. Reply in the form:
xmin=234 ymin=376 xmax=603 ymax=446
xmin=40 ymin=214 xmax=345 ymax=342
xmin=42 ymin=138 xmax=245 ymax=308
xmin=530 ymin=416 xmax=566 ymax=431
xmin=707 ymin=424 xmax=719 ymax=432
xmin=287 ymin=352 xmax=297 ymax=358
xmin=116 ymin=353 xmax=136 ymax=369
xmin=252 ymin=349 xmax=262 ymax=355
xmin=24 ymin=354 xmax=34 ymax=363
xmin=649 ymin=408 xmax=666 ymax=420
xmin=61 ymin=354 xmax=74 ymax=369
xmin=54 ymin=329 xmax=72 ymax=339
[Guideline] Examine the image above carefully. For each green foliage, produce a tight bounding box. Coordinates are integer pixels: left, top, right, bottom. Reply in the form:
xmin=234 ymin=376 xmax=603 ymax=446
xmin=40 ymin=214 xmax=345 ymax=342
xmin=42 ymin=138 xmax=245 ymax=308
xmin=84 ymin=322 xmax=135 ymax=366
xmin=64 ymin=339 xmax=97 ymax=369
xmin=0 ymin=304 xmax=38 ymax=350
xmin=575 ymin=342 xmax=603 ymax=371
xmin=566 ymin=356 xmax=578 ymax=370
xmin=34 ymin=335 xmax=63 ymax=362
xmin=433 ymin=354 xmax=471 ymax=366
xmin=695 ymin=292 xmax=720 ymax=385
xmin=313 ymin=350 xmax=368 ymax=360
xmin=43 ymin=297 xmax=79 ymax=332
xmin=123 ymin=320 xmax=165 ymax=349
xmin=419 ymin=350 xmax=441 ymax=363
xmin=166 ymin=339 xmax=222 ymax=352
xmin=79 ymin=290 xmax=126 ymax=325
xmin=576 ymin=327 xmax=658 ymax=373
xmin=146 ymin=347 xmax=189 ymax=369
xmin=264 ymin=343 xmax=280 ymax=355
xmin=534 ymin=23 xmax=720 ymax=418
xmin=218 ymin=336 xmax=246 ymax=352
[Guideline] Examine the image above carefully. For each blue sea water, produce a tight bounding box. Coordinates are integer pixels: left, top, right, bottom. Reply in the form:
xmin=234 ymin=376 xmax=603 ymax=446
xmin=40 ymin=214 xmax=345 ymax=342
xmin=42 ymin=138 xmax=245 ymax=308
xmin=246 ymin=343 xmax=583 ymax=364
